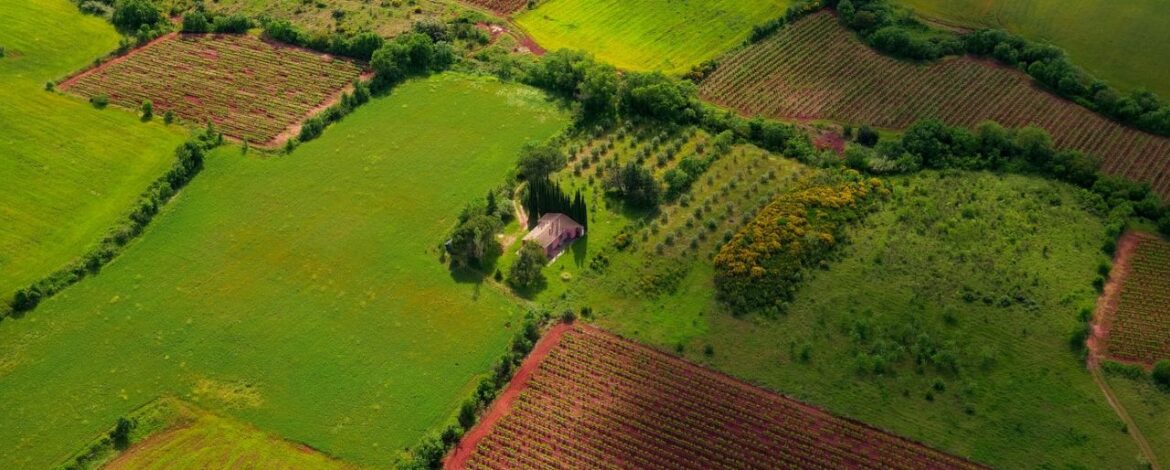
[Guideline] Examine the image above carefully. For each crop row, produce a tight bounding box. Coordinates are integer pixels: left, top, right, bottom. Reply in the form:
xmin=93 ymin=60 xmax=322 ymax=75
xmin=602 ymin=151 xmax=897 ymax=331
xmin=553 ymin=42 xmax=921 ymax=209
xmin=699 ymin=12 xmax=1170 ymax=198
xmin=65 ymin=34 xmax=363 ymax=143
xmin=463 ymin=326 xmax=984 ymax=469
xmin=461 ymin=0 xmax=526 ymax=14
xmin=1108 ymin=235 xmax=1170 ymax=363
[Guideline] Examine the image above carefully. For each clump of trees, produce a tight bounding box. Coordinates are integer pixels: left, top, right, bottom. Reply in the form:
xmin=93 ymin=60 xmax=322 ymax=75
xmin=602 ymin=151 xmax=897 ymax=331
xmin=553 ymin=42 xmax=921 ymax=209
xmin=523 ymin=177 xmax=587 ymax=230
xmin=448 ymin=213 xmax=503 ymax=269
xmin=370 ymin=32 xmax=455 ymax=87
xmin=181 ymin=11 xmax=252 ymax=34
xmin=508 ymin=242 xmax=547 ymax=288
xmin=605 ymin=162 xmax=661 ymax=210
xmin=262 ymin=20 xmax=385 ymax=61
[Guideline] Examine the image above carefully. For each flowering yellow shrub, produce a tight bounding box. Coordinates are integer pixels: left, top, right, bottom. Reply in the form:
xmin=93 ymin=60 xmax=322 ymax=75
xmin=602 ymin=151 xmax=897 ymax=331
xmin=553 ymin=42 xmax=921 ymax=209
xmin=714 ymin=171 xmax=887 ymax=314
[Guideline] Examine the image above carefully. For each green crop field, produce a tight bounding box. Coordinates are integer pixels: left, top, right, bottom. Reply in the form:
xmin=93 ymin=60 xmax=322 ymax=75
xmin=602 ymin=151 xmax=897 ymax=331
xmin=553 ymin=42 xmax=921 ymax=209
xmin=895 ymin=0 xmax=1170 ymax=100
xmin=0 ymin=72 xmax=567 ymax=468
xmin=574 ymin=170 xmax=1143 ymax=468
xmin=515 ymin=0 xmax=789 ymax=74
xmin=0 ymin=0 xmax=187 ymax=303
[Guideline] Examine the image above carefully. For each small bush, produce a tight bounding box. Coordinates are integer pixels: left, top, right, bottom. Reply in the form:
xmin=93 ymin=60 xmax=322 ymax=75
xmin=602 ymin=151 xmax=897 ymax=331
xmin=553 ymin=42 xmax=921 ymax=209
xmin=1154 ymin=360 xmax=1170 ymax=390
xmin=90 ymin=94 xmax=109 ymax=109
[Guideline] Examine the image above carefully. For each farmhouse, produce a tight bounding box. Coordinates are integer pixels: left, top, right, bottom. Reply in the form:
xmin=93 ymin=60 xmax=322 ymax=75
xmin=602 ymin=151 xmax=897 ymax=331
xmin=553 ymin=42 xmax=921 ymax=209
xmin=524 ymin=213 xmax=585 ymax=258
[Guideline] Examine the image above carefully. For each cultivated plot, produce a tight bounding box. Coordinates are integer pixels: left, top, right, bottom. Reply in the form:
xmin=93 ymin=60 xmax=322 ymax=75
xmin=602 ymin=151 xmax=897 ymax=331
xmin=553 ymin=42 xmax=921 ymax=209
xmin=1100 ymin=232 xmax=1170 ymax=365
xmin=461 ymin=0 xmax=527 ymax=15
xmin=62 ymin=33 xmax=364 ymax=144
xmin=895 ymin=0 xmax=1170 ymax=99
xmin=516 ymin=0 xmax=789 ymax=74
xmin=456 ymin=325 xmax=985 ymax=469
xmin=701 ymin=12 xmax=1170 ymax=197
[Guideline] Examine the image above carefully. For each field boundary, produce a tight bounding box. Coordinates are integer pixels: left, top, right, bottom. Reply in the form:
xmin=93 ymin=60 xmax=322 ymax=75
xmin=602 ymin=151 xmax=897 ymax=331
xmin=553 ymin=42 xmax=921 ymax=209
xmin=444 ymin=322 xmax=572 ymax=469
xmin=1088 ymin=367 xmax=1161 ymax=470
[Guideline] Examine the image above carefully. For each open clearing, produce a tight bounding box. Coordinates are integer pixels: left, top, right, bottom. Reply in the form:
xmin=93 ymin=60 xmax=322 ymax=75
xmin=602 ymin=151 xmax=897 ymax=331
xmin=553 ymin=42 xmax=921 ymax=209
xmin=62 ymin=33 xmax=364 ymax=144
xmin=456 ymin=325 xmax=983 ymax=469
xmin=1098 ymin=233 xmax=1170 ymax=365
xmin=0 ymin=0 xmax=187 ymax=303
xmin=515 ymin=0 xmax=789 ymax=74
xmin=700 ymin=12 xmax=1170 ymax=198
xmin=0 ymin=73 xmax=567 ymax=468
xmin=571 ymin=171 xmax=1141 ymax=468
xmin=895 ymin=0 xmax=1170 ymax=100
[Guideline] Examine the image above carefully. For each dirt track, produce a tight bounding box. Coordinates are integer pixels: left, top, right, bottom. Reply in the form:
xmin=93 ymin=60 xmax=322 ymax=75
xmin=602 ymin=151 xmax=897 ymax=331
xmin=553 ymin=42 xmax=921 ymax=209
xmin=443 ymin=322 xmax=572 ymax=470
xmin=1087 ymin=231 xmax=1161 ymax=469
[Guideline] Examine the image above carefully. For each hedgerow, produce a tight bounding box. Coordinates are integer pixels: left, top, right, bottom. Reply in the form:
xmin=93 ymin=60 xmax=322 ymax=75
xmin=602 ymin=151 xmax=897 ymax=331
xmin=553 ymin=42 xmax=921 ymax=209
xmin=6 ymin=125 xmax=222 ymax=317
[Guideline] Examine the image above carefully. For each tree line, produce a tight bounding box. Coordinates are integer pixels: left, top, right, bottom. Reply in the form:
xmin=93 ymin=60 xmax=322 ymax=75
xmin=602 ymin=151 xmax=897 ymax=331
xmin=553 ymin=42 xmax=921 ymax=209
xmin=5 ymin=125 xmax=223 ymax=317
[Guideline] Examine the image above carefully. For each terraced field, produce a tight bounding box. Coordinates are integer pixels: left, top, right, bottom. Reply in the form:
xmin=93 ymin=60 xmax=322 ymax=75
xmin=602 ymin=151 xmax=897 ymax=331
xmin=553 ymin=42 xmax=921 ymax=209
xmin=62 ymin=33 xmax=364 ymax=144
xmin=460 ymin=325 xmax=984 ymax=469
xmin=1105 ymin=233 xmax=1170 ymax=364
xmin=700 ymin=12 xmax=1170 ymax=197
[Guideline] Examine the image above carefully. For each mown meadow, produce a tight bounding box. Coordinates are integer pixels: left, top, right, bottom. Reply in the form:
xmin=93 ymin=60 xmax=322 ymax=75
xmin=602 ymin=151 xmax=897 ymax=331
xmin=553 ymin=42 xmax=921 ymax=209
xmin=516 ymin=0 xmax=789 ymax=74
xmin=0 ymin=72 xmax=568 ymax=468
xmin=574 ymin=170 xmax=1143 ymax=468
xmin=895 ymin=0 xmax=1170 ymax=99
xmin=0 ymin=0 xmax=187 ymax=300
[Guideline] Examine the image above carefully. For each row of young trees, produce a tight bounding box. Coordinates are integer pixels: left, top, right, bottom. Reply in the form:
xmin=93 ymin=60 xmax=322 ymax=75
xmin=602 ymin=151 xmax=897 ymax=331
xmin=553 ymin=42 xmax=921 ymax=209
xmin=523 ymin=178 xmax=588 ymax=230
xmin=822 ymin=0 xmax=1170 ymax=137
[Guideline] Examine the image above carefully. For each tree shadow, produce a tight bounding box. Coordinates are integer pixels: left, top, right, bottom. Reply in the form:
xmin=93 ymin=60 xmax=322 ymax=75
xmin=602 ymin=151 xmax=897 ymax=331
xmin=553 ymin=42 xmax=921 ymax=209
xmin=571 ymin=234 xmax=588 ymax=268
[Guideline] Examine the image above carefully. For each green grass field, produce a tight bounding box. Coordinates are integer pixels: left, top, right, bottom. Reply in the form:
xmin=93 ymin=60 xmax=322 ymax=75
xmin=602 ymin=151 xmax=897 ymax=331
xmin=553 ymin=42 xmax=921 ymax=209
xmin=107 ymin=405 xmax=353 ymax=470
xmin=895 ymin=0 xmax=1170 ymax=99
xmin=0 ymin=0 xmax=188 ymax=300
xmin=1106 ymin=374 xmax=1170 ymax=466
xmin=576 ymin=170 xmax=1150 ymax=468
xmin=0 ymin=72 xmax=567 ymax=468
xmin=515 ymin=0 xmax=788 ymax=74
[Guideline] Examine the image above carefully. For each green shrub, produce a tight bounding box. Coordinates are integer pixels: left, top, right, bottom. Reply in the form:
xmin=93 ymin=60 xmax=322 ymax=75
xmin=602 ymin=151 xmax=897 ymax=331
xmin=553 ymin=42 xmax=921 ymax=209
xmin=1154 ymin=360 xmax=1170 ymax=390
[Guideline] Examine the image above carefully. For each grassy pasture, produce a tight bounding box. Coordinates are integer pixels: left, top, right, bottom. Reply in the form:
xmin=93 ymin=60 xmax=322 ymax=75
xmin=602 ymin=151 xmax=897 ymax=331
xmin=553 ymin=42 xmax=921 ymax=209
xmin=0 ymin=0 xmax=187 ymax=303
xmin=895 ymin=0 xmax=1170 ymax=100
xmin=577 ymin=170 xmax=1152 ymax=468
xmin=516 ymin=0 xmax=789 ymax=74
xmin=63 ymin=34 xmax=364 ymax=144
xmin=0 ymin=73 xmax=568 ymax=468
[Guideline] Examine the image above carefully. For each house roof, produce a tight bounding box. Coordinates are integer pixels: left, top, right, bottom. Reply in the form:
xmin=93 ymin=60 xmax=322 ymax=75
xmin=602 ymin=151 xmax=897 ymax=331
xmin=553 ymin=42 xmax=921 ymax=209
xmin=523 ymin=213 xmax=584 ymax=248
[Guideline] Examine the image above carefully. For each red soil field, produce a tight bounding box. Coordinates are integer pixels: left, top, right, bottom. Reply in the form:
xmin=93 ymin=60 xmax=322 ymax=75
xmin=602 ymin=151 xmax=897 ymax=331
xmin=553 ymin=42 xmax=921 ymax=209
xmin=61 ymin=33 xmax=363 ymax=145
xmin=452 ymin=324 xmax=987 ymax=469
xmin=701 ymin=12 xmax=1170 ymax=198
xmin=1094 ymin=232 xmax=1170 ymax=365
xmin=462 ymin=0 xmax=528 ymax=15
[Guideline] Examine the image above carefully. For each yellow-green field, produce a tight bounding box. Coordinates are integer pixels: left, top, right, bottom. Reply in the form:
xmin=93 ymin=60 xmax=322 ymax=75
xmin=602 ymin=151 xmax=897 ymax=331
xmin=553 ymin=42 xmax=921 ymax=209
xmin=0 ymin=72 xmax=567 ymax=468
xmin=0 ymin=0 xmax=187 ymax=300
xmin=516 ymin=0 xmax=788 ymax=74
xmin=896 ymin=0 xmax=1170 ymax=99
xmin=107 ymin=407 xmax=352 ymax=470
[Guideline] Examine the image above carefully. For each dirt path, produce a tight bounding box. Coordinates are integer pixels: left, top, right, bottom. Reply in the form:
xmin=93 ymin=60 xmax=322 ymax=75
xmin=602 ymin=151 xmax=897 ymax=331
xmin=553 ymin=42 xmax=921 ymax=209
xmin=1087 ymin=231 xmax=1161 ymax=469
xmin=1089 ymin=367 xmax=1161 ymax=469
xmin=444 ymin=322 xmax=572 ymax=470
